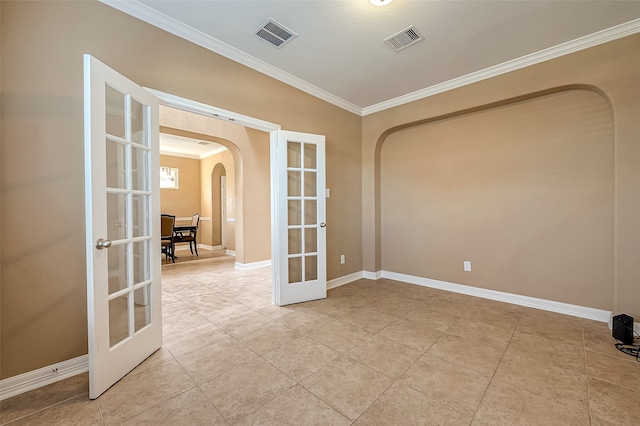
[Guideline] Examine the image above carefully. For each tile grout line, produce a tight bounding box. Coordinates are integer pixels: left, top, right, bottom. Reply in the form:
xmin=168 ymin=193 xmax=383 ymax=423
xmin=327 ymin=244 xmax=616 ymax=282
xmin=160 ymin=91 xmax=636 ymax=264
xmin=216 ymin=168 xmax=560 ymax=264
xmin=467 ymin=314 xmax=521 ymax=425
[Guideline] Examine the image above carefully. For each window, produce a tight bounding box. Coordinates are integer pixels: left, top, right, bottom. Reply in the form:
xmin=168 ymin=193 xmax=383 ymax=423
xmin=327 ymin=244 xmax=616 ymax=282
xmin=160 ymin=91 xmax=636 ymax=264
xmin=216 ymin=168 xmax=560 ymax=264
xmin=160 ymin=167 xmax=178 ymax=189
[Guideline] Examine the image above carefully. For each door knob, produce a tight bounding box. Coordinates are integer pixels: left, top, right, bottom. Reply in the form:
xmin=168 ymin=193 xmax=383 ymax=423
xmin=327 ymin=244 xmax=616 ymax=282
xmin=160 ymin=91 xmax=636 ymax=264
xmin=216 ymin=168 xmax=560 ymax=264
xmin=320 ymin=222 xmax=326 ymax=228
xmin=95 ymin=239 xmax=112 ymax=250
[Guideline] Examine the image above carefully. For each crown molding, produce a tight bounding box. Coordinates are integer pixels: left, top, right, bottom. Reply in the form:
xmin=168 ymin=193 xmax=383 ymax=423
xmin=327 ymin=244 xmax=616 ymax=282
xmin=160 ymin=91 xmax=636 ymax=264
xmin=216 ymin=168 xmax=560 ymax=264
xmin=99 ymin=0 xmax=362 ymax=115
xmin=101 ymin=1 xmax=640 ymax=117
xmin=362 ymin=18 xmax=640 ymax=115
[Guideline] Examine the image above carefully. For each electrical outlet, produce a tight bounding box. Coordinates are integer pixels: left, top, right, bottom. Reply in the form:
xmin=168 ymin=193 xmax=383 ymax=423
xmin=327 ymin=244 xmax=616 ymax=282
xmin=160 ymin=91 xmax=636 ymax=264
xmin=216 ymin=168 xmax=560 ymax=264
xmin=340 ymin=254 xmax=345 ymax=264
xmin=463 ymin=261 xmax=471 ymax=272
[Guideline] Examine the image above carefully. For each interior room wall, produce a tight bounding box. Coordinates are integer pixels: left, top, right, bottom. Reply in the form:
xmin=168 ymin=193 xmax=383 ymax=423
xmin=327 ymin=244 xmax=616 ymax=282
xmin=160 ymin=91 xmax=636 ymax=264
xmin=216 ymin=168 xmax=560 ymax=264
xmin=381 ymin=89 xmax=613 ymax=309
xmin=202 ymin=150 xmax=236 ymax=252
xmin=0 ymin=0 xmax=362 ymax=379
xmin=363 ymin=33 xmax=640 ymax=318
xmin=160 ymin=154 xmax=202 ymax=243
xmin=160 ymin=108 xmax=270 ymax=264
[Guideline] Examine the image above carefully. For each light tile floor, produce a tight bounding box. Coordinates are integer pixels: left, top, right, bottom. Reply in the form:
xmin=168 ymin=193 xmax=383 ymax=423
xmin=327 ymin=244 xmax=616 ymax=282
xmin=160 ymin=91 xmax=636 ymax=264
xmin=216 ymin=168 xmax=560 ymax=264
xmin=2 ymin=252 xmax=640 ymax=425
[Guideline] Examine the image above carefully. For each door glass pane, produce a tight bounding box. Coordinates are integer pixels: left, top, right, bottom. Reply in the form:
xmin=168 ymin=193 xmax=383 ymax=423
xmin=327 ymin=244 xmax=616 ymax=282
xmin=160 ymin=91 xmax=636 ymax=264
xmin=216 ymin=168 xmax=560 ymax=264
xmin=109 ymin=294 xmax=130 ymax=347
xmin=131 ymin=98 xmax=147 ymax=145
xmin=105 ymin=85 xmax=125 ymax=138
xmin=133 ymin=240 xmax=150 ymax=284
xmin=288 ymin=229 xmax=302 ymax=255
xmin=305 ymin=228 xmax=317 ymax=253
xmin=288 ymin=257 xmax=302 ymax=284
xmin=287 ymin=141 xmax=301 ymax=168
xmin=304 ymin=200 xmax=317 ymax=225
xmin=304 ymin=171 xmax=316 ymax=197
xmin=131 ymin=148 xmax=149 ymax=191
xmin=305 ymin=255 xmax=318 ymax=281
xmin=134 ymin=284 xmax=151 ymax=333
xmin=288 ymin=171 xmax=301 ymax=197
xmin=108 ymin=243 xmax=129 ymax=294
xmin=132 ymin=194 xmax=149 ymax=238
xmin=304 ymin=143 xmax=316 ymax=169
xmin=288 ymin=200 xmax=301 ymax=226
xmin=107 ymin=192 xmax=127 ymax=241
xmin=106 ymin=139 xmax=126 ymax=189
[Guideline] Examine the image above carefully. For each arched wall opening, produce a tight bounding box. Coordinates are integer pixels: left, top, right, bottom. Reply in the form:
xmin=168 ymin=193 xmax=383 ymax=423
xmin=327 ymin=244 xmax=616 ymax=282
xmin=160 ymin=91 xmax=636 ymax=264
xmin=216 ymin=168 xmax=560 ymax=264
xmin=373 ymin=86 xmax=615 ymax=310
xmin=211 ymin=163 xmax=227 ymax=248
xmin=160 ymin=105 xmax=272 ymax=266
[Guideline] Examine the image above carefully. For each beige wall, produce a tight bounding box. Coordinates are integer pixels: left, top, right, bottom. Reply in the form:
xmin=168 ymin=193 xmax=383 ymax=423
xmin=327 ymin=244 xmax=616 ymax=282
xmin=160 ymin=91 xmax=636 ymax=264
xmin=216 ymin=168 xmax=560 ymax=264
xmin=381 ymin=89 xmax=613 ymax=309
xmin=160 ymin=155 xmax=201 ymax=240
xmin=202 ymin=150 xmax=236 ymax=251
xmin=0 ymin=0 xmax=362 ymax=379
xmin=363 ymin=34 xmax=640 ymax=317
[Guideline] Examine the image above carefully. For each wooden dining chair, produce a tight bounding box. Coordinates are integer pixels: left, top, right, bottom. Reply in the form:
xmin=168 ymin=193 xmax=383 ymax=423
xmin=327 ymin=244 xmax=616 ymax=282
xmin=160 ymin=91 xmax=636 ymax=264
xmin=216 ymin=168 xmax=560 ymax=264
xmin=160 ymin=214 xmax=176 ymax=263
xmin=175 ymin=213 xmax=200 ymax=256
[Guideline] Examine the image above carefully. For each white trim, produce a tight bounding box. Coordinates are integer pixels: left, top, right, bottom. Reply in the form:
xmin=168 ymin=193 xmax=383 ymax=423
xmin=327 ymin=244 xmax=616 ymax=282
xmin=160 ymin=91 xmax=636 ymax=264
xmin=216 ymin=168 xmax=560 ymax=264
xmin=0 ymin=356 xmax=88 ymax=401
xmin=327 ymin=271 xmax=365 ymax=290
xmin=235 ymin=259 xmax=271 ymax=270
xmin=226 ymin=249 xmax=236 ymax=256
xmin=100 ymin=0 xmax=640 ymax=116
xmin=226 ymin=218 xmax=236 ymax=222
xmin=160 ymin=147 xmax=228 ymax=160
xmin=145 ymin=88 xmax=280 ymax=133
xmin=100 ymin=0 xmax=361 ymax=115
xmin=160 ymin=150 xmax=200 ymax=160
xmin=174 ymin=216 xmax=211 ymax=222
xmin=172 ymin=244 xmax=222 ymax=252
xmin=363 ymin=270 xmax=382 ymax=280
xmin=380 ymin=270 xmax=611 ymax=323
xmin=363 ymin=19 xmax=640 ymax=115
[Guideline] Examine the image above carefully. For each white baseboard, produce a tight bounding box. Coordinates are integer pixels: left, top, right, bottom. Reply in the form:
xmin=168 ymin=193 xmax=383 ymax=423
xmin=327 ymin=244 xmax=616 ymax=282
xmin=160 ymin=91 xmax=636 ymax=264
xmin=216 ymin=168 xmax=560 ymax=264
xmin=226 ymin=249 xmax=236 ymax=256
xmin=0 ymin=355 xmax=88 ymax=401
xmin=363 ymin=270 xmax=382 ymax=280
xmin=174 ymin=244 xmax=222 ymax=252
xmin=327 ymin=271 xmax=365 ymax=290
xmin=235 ymin=259 xmax=271 ymax=270
xmin=377 ymin=270 xmax=611 ymax=323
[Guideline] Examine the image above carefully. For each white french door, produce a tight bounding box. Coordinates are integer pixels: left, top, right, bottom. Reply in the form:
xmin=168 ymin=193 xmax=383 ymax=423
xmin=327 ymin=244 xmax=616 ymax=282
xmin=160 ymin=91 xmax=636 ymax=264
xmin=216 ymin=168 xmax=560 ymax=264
xmin=272 ymin=130 xmax=327 ymax=305
xmin=83 ymin=55 xmax=161 ymax=399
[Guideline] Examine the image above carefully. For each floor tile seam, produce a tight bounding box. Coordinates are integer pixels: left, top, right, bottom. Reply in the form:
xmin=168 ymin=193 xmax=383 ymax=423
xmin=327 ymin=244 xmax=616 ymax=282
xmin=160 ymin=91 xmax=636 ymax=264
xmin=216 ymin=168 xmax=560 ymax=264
xmin=177 ymin=344 xmax=260 ymax=388
xmin=468 ymin=315 xmax=519 ymax=426
xmin=0 ymin=391 xmax=91 ymax=426
xmin=340 ymin=348 xmax=417 ymax=383
xmin=583 ymin=325 xmax=596 ymax=426
xmin=586 ymin=375 xmax=640 ymax=395
xmin=296 ymin=377 xmax=366 ymax=423
xmin=394 ymin=378 xmax=477 ymax=423
xmin=220 ymin=380 xmax=298 ymax=426
xmin=166 ymin=334 xmax=235 ymax=359
xmin=111 ymin=385 xmax=200 ymax=424
xmin=584 ymin=347 xmax=640 ymax=365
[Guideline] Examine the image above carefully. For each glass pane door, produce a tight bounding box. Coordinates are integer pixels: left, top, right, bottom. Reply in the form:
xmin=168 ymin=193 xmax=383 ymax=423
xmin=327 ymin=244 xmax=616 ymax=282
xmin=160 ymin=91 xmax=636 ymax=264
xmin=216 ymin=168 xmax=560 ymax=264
xmin=84 ymin=54 xmax=161 ymax=399
xmin=274 ymin=130 xmax=326 ymax=306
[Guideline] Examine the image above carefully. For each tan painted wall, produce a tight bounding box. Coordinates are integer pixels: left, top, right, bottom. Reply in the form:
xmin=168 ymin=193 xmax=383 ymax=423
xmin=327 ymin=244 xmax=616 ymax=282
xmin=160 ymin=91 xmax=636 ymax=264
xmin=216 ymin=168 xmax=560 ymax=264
xmin=0 ymin=0 xmax=361 ymax=379
xmin=161 ymin=108 xmax=270 ymax=264
xmin=363 ymin=34 xmax=640 ymax=317
xmin=160 ymin=155 xmax=201 ymax=242
xmin=202 ymin=150 xmax=236 ymax=251
xmin=381 ymin=90 xmax=613 ymax=308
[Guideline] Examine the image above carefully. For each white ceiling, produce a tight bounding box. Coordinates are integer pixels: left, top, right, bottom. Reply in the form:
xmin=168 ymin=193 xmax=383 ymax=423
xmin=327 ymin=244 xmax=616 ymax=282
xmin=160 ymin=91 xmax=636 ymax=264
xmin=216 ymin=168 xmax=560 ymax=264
xmin=104 ymin=0 xmax=640 ymax=115
xmin=160 ymin=133 xmax=227 ymax=159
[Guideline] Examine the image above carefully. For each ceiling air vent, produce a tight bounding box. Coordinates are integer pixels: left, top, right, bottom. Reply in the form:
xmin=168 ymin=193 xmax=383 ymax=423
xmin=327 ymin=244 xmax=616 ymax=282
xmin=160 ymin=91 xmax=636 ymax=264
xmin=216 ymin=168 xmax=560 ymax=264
xmin=384 ymin=25 xmax=424 ymax=51
xmin=255 ymin=19 xmax=297 ymax=48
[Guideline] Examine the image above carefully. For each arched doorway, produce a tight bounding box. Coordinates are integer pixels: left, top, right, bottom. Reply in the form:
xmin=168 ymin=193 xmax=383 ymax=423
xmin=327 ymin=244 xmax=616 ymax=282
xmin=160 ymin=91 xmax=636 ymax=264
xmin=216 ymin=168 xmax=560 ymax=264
xmin=211 ymin=163 xmax=227 ymax=248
